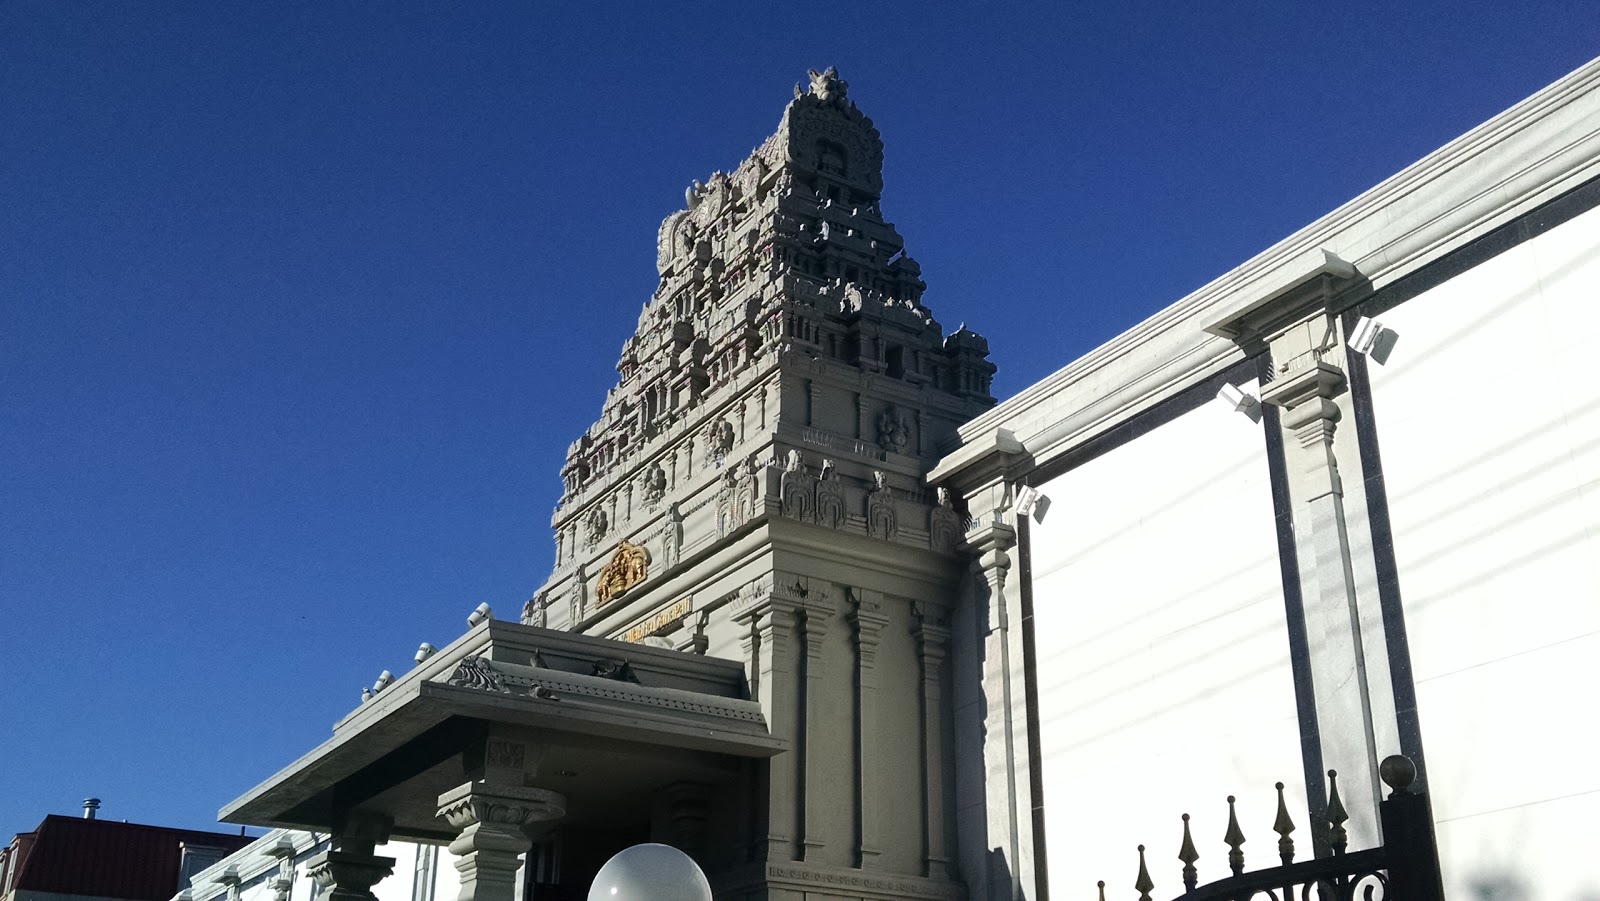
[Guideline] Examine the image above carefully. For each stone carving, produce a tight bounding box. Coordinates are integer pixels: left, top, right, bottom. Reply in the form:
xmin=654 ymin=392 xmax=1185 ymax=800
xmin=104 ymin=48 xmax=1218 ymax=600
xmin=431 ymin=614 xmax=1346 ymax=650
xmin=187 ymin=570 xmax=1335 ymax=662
xmin=663 ymin=503 xmax=683 ymax=567
xmin=640 ymin=463 xmax=667 ymax=509
xmin=485 ymin=739 xmax=526 ymax=769
xmin=876 ymin=405 xmax=910 ymax=453
xmin=595 ymin=540 xmax=649 ymax=606
xmin=705 ymin=418 xmax=735 ymax=465
xmin=716 ymin=455 xmax=763 ymax=536
xmin=815 ymin=459 xmax=845 ymax=529
xmin=448 ymin=655 xmax=507 ymax=693
xmin=930 ymin=486 xmax=962 ymax=553
xmin=807 ymin=66 xmax=848 ymax=106
xmin=780 ymin=450 xmax=815 ymax=522
xmin=717 ymin=469 xmax=744 ymax=536
xmin=584 ymin=508 xmax=608 ymax=548
xmin=866 ymin=471 xmax=897 ymax=540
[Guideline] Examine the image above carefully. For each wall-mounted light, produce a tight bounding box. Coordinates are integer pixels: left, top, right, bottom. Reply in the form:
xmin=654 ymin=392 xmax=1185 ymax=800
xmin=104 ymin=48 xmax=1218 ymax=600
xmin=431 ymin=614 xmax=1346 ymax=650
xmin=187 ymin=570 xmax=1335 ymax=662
xmin=372 ymin=670 xmax=394 ymax=693
xmin=361 ymin=687 xmax=373 ymax=703
xmin=1348 ymin=316 xmax=1399 ymax=365
xmin=467 ymin=603 xmax=493 ymax=628
xmin=414 ymin=642 xmax=437 ymax=665
xmin=1013 ymin=484 xmax=1051 ymax=523
xmin=1217 ymin=383 xmax=1263 ymax=423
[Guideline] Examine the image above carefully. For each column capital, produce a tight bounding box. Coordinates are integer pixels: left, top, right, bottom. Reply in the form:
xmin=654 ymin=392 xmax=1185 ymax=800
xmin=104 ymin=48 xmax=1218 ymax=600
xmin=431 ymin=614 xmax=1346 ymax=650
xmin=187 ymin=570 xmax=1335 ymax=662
xmin=436 ymin=781 xmax=566 ymax=833
xmin=305 ymin=851 xmax=395 ymax=901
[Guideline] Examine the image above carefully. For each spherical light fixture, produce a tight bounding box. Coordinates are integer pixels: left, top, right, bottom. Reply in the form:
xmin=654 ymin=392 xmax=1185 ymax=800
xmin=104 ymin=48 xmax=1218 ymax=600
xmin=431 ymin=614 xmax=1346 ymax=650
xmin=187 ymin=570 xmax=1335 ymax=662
xmin=587 ymin=843 xmax=711 ymax=901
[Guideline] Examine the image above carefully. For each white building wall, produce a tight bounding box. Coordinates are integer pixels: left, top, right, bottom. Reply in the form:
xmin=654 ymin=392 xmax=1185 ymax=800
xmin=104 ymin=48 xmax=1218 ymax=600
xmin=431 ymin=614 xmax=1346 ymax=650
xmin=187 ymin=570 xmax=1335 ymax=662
xmin=1365 ymin=202 xmax=1600 ymax=901
xmin=1030 ymin=385 xmax=1306 ymax=895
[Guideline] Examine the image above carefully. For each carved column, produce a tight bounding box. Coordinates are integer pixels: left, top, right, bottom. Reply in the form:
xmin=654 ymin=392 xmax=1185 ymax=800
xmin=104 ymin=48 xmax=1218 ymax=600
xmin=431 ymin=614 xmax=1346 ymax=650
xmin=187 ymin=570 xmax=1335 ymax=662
xmin=914 ymin=602 xmax=952 ymax=879
xmin=800 ymin=589 xmax=833 ymax=861
xmin=437 ymin=782 xmax=566 ymax=901
xmin=849 ymin=590 xmax=889 ymax=869
xmin=305 ymin=811 xmax=395 ymax=901
xmin=735 ymin=591 xmax=804 ymax=861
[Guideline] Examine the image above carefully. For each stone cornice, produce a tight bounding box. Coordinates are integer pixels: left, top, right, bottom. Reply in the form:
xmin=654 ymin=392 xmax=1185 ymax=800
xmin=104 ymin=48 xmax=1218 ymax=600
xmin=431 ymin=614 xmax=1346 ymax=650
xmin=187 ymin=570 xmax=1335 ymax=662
xmin=948 ymin=55 xmax=1600 ymax=476
xmin=925 ymin=426 xmax=1027 ymax=491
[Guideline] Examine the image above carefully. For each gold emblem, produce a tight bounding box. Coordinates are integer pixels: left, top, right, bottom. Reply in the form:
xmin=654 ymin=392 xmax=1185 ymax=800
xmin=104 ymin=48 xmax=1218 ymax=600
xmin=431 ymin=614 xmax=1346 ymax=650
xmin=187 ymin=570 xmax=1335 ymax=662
xmin=595 ymin=540 xmax=649 ymax=606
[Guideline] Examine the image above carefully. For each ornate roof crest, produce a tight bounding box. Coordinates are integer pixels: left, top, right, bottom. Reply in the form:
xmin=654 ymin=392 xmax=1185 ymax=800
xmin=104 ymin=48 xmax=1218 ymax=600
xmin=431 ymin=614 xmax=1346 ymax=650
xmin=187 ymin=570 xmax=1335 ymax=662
xmin=804 ymin=66 xmax=848 ymax=106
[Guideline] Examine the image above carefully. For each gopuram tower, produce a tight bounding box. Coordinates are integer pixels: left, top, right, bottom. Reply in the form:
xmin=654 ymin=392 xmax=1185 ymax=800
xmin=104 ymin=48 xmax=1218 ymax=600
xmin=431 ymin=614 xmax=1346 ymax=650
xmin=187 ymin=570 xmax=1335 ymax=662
xmin=528 ymin=67 xmax=995 ymax=897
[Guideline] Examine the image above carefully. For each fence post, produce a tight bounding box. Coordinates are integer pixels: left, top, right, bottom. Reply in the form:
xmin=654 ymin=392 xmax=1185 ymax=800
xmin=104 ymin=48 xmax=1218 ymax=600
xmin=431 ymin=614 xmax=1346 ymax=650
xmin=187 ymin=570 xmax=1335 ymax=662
xmin=1375 ymin=756 xmax=1444 ymax=901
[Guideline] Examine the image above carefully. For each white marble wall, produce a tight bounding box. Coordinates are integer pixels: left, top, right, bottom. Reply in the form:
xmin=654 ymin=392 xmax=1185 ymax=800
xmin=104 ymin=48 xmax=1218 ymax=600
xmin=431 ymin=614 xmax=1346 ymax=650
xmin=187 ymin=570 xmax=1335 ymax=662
xmin=1030 ymin=386 xmax=1305 ymax=896
xmin=1366 ymin=203 xmax=1600 ymax=901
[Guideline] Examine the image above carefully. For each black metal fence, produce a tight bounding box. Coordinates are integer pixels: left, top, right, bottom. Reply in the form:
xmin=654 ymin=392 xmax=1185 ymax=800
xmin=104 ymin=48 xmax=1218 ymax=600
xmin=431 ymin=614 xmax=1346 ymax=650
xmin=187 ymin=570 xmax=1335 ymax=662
xmin=1100 ymin=755 xmax=1443 ymax=901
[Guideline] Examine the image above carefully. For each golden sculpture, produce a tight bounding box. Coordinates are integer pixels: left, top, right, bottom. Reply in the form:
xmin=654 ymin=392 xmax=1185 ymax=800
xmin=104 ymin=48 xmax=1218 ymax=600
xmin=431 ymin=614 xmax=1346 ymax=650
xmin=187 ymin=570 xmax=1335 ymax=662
xmin=595 ymin=540 xmax=649 ymax=606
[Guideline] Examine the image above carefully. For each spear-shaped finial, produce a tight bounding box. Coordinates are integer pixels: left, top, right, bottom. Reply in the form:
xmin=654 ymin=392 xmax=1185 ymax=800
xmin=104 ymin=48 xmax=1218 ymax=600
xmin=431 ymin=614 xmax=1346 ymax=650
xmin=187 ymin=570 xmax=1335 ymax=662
xmin=1326 ymin=770 xmax=1349 ymax=855
xmin=1135 ymin=845 xmax=1154 ymax=901
xmin=1224 ymin=795 xmax=1246 ymax=876
xmin=1178 ymin=813 xmax=1199 ymax=891
xmin=1273 ymin=782 xmax=1296 ymax=865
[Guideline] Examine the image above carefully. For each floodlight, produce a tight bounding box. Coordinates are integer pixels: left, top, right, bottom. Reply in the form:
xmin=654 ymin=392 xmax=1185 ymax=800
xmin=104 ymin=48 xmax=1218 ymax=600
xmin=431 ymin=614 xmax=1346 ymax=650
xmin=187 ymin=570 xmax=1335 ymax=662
xmin=1014 ymin=485 xmax=1040 ymax=518
xmin=414 ymin=642 xmax=437 ymax=665
xmin=373 ymin=670 xmax=394 ymax=693
xmin=1217 ymin=383 xmax=1263 ymax=423
xmin=1348 ymin=316 xmax=1399 ymax=365
xmin=467 ymin=602 xmax=493 ymax=628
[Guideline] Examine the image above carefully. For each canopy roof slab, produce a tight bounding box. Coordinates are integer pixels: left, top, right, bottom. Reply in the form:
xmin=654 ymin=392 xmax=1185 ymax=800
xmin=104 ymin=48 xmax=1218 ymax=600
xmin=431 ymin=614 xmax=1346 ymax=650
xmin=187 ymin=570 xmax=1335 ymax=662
xmin=220 ymin=619 xmax=781 ymax=842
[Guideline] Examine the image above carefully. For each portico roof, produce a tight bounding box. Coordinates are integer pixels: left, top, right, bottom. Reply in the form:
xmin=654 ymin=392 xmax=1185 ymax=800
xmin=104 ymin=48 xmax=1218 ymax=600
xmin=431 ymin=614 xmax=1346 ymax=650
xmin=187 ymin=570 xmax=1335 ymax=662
xmin=220 ymin=619 xmax=780 ymax=841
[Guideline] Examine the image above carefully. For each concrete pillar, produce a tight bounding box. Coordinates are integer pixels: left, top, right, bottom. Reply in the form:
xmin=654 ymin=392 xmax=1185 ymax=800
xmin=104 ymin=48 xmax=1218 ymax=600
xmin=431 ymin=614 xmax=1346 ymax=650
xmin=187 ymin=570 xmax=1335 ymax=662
xmin=735 ymin=590 xmax=804 ymax=861
xmin=305 ymin=811 xmax=395 ymax=901
xmin=799 ymin=590 xmax=833 ymax=862
xmin=913 ymin=602 xmax=952 ymax=879
xmin=1262 ymin=355 xmax=1384 ymax=848
xmin=926 ymin=427 xmax=1033 ymax=900
xmin=849 ymin=590 xmax=889 ymax=869
xmin=436 ymin=782 xmax=566 ymax=901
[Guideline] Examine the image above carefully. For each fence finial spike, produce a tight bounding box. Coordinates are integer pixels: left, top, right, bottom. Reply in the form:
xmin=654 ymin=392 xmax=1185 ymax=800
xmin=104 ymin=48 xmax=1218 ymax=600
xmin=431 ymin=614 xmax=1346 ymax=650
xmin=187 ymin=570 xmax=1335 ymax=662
xmin=1178 ymin=813 xmax=1199 ymax=892
xmin=1273 ymin=781 xmax=1296 ymax=865
xmin=1223 ymin=795 xmax=1246 ymax=876
xmin=1135 ymin=845 xmax=1154 ymax=901
xmin=1326 ymin=770 xmax=1349 ymax=855
xmin=1097 ymin=880 xmax=1106 ymax=901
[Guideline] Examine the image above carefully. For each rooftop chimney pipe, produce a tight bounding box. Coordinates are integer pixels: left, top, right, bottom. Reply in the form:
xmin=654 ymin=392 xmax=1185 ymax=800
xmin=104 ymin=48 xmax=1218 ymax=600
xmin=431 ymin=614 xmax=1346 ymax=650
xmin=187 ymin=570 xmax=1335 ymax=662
xmin=83 ymin=798 xmax=101 ymax=820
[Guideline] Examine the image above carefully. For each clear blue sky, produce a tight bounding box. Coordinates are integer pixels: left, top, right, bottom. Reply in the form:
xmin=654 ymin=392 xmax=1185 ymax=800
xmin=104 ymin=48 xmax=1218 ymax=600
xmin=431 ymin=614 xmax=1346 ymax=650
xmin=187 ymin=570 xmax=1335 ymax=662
xmin=1 ymin=1 xmax=1594 ymax=836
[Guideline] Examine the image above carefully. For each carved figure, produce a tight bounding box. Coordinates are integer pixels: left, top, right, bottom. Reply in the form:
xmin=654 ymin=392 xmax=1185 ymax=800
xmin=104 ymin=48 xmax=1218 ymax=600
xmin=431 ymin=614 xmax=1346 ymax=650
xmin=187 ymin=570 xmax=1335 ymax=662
xmin=816 ymin=458 xmax=845 ymax=529
xmin=877 ymin=405 xmax=911 ymax=453
xmin=448 ymin=656 xmax=506 ymax=693
xmin=930 ymin=487 xmax=962 ymax=554
xmin=584 ymin=508 xmax=608 ymax=548
xmin=807 ymin=66 xmax=848 ymax=105
xmin=705 ymin=418 xmax=735 ymax=464
xmin=640 ymin=463 xmax=667 ymax=509
xmin=595 ymin=540 xmax=650 ymax=606
xmin=780 ymin=450 xmax=815 ymax=521
xmin=867 ymin=470 xmax=897 ymax=540
xmin=663 ymin=503 xmax=683 ymax=567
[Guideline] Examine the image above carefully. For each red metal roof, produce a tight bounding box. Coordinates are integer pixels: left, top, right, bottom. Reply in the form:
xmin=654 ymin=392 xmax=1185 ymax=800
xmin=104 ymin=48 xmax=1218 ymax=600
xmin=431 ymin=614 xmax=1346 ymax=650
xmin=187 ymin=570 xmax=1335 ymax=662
xmin=8 ymin=816 xmax=251 ymax=901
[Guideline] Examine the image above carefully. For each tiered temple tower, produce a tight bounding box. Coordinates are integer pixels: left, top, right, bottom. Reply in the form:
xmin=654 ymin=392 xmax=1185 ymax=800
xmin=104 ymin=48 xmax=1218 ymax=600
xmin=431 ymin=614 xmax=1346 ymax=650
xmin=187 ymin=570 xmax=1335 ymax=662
xmin=525 ymin=67 xmax=994 ymax=899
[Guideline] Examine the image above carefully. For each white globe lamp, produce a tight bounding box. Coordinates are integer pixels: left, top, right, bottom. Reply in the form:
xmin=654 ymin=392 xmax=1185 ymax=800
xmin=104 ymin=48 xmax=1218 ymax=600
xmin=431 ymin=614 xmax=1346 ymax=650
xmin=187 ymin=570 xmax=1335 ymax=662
xmin=587 ymin=843 xmax=712 ymax=901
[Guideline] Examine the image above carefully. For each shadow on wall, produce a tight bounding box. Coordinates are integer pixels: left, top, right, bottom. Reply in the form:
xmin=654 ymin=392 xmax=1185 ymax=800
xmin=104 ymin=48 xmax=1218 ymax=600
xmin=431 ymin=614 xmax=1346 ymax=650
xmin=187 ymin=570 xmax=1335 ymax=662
xmin=1468 ymin=872 xmax=1528 ymax=901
